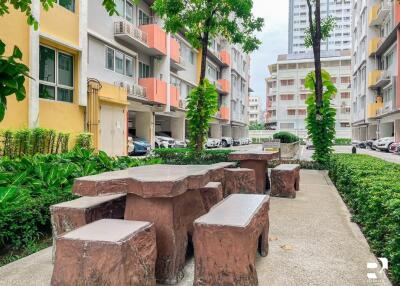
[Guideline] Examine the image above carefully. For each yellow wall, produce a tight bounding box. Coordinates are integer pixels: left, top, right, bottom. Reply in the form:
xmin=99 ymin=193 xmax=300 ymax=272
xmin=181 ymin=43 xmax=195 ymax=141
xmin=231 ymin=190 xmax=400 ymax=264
xmin=0 ymin=8 xmax=30 ymax=130
xmin=98 ymin=82 xmax=128 ymax=105
xmin=40 ymin=3 xmax=80 ymax=47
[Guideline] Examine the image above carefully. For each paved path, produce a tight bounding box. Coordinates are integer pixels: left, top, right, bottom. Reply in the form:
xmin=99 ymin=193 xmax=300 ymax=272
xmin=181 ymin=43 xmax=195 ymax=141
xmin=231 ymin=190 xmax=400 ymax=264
xmin=0 ymin=170 xmax=391 ymax=286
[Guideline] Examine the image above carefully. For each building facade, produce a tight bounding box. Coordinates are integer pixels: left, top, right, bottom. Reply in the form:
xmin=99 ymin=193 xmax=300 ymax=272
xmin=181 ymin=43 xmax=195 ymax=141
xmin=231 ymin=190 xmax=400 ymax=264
xmin=248 ymin=95 xmax=262 ymax=124
xmin=351 ymin=0 xmax=400 ymax=142
xmin=265 ymin=51 xmax=352 ymax=138
xmin=0 ymin=0 xmax=251 ymax=155
xmin=288 ymin=0 xmax=352 ymax=54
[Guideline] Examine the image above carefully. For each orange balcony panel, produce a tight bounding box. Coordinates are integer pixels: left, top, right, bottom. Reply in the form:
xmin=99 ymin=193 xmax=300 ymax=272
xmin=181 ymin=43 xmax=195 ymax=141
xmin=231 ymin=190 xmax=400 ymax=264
xmin=219 ymin=51 xmax=231 ymax=66
xmin=220 ymin=106 xmax=230 ymax=120
xmin=217 ymin=79 xmax=230 ymax=93
xmin=170 ymin=38 xmax=180 ymax=63
xmin=170 ymin=85 xmax=180 ymax=108
xmin=139 ymin=24 xmax=167 ymax=55
xmin=138 ymin=78 xmax=167 ymax=105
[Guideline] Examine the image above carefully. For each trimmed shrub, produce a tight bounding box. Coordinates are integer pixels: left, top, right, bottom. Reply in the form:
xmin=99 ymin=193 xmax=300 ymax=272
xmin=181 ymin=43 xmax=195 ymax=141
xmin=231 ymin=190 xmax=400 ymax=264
xmin=74 ymin=133 xmax=93 ymax=151
xmin=334 ymin=138 xmax=351 ymax=145
xmin=252 ymin=137 xmax=272 ymax=144
xmin=328 ymin=154 xmax=400 ymax=284
xmin=273 ymin=131 xmax=299 ymax=143
xmin=153 ymin=148 xmax=234 ymax=165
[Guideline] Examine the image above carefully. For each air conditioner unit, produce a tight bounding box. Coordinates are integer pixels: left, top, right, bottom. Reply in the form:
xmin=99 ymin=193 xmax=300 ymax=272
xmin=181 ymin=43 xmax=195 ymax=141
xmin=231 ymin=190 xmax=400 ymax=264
xmin=114 ymin=81 xmax=124 ymax=88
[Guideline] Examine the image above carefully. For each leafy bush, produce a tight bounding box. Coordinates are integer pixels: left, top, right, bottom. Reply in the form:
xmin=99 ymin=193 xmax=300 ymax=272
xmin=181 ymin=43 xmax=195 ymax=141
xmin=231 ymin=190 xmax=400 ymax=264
xmin=252 ymin=137 xmax=272 ymax=144
xmin=328 ymin=154 xmax=400 ymax=284
xmin=334 ymin=138 xmax=351 ymax=145
xmin=273 ymin=131 xmax=299 ymax=143
xmin=0 ymin=149 xmax=161 ymax=251
xmin=74 ymin=133 xmax=93 ymax=151
xmin=153 ymin=148 xmax=234 ymax=165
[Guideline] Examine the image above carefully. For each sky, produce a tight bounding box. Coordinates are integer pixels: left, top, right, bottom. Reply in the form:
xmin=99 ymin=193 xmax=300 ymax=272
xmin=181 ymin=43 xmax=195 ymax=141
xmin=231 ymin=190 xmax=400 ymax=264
xmin=250 ymin=0 xmax=289 ymax=110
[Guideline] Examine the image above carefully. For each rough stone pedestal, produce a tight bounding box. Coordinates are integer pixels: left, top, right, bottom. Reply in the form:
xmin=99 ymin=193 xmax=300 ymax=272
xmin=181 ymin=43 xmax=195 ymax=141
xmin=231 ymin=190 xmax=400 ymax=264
xmin=51 ymin=219 xmax=157 ymax=286
xmin=199 ymin=182 xmax=223 ymax=211
xmin=270 ymin=164 xmax=300 ymax=198
xmin=193 ymin=194 xmax=270 ymax=286
xmin=224 ymin=168 xmax=256 ymax=196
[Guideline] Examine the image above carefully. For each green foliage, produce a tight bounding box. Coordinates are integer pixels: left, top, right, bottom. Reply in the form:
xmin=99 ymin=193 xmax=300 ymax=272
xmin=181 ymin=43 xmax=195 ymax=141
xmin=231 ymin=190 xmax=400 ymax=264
xmin=0 ymin=128 xmax=70 ymax=157
xmin=305 ymin=70 xmax=336 ymax=164
xmin=328 ymin=154 xmax=400 ymax=284
xmin=304 ymin=15 xmax=335 ymax=48
xmin=334 ymin=138 xmax=351 ymax=145
xmin=273 ymin=131 xmax=299 ymax=144
xmin=153 ymin=148 xmax=233 ymax=165
xmin=152 ymin=0 xmax=264 ymax=53
xmin=0 ymin=40 xmax=30 ymax=121
xmin=0 ymin=149 xmax=162 ymax=252
xmin=186 ymin=80 xmax=218 ymax=150
xmin=249 ymin=122 xmax=265 ymax=130
xmin=74 ymin=133 xmax=93 ymax=151
xmin=252 ymin=137 xmax=271 ymax=144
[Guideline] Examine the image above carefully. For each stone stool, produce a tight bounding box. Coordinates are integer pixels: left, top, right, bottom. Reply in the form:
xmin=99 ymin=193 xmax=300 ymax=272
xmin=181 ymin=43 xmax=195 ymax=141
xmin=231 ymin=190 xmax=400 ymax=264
xmin=51 ymin=219 xmax=157 ymax=286
xmin=199 ymin=182 xmax=223 ymax=211
xmin=270 ymin=164 xmax=300 ymax=198
xmin=224 ymin=168 xmax=256 ymax=196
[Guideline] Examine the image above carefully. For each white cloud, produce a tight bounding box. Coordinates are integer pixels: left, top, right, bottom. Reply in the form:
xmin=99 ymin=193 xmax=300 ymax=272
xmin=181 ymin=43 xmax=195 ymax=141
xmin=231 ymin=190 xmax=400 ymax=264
xmin=250 ymin=0 xmax=289 ymax=108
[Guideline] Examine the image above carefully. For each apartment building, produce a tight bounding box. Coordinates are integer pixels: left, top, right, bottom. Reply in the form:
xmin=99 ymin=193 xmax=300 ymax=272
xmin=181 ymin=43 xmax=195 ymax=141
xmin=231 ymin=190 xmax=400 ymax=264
xmin=0 ymin=0 xmax=251 ymax=155
xmin=265 ymin=51 xmax=352 ymax=138
xmin=351 ymin=0 xmax=400 ymax=142
xmin=288 ymin=0 xmax=352 ymax=54
xmin=248 ymin=95 xmax=262 ymax=124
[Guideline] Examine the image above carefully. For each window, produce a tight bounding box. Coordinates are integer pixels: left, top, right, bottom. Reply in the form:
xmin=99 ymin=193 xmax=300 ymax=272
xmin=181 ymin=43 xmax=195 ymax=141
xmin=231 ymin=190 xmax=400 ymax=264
xmin=298 ymin=109 xmax=307 ymax=116
xmin=116 ymin=0 xmax=124 ymax=16
xmin=125 ymin=55 xmax=133 ymax=77
xmin=125 ymin=1 xmax=133 ymax=23
xmin=105 ymin=47 xmax=114 ymax=70
xmin=190 ymin=51 xmax=195 ymax=65
xmin=287 ymin=109 xmax=296 ymax=116
xmin=280 ymin=94 xmax=294 ymax=100
xmin=58 ymin=0 xmax=74 ymax=12
xmin=341 ymin=92 xmax=350 ymax=99
xmin=300 ymin=93 xmax=308 ymax=100
xmin=139 ymin=10 xmax=151 ymax=25
xmin=341 ymin=76 xmax=350 ymax=84
xmin=280 ymin=79 xmax=294 ymax=86
xmin=139 ymin=62 xmax=151 ymax=78
xmin=115 ymin=51 xmax=124 ymax=74
xmin=340 ymin=122 xmax=350 ymax=127
xmin=105 ymin=46 xmax=135 ymax=77
xmin=39 ymin=45 xmax=74 ymax=103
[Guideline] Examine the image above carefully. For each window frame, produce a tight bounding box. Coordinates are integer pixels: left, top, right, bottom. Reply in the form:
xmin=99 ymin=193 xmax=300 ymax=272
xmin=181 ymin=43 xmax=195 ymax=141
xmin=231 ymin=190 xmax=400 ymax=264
xmin=57 ymin=0 xmax=75 ymax=12
xmin=105 ymin=45 xmax=136 ymax=78
xmin=39 ymin=44 xmax=74 ymax=103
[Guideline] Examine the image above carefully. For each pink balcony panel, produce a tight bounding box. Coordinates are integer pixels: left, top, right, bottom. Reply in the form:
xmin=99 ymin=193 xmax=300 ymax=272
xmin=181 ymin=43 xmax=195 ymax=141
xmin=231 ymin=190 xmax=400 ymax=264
xmin=138 ymin=78 xmax=167 ymax=105
xmin=218 ymin=79 xmax=230 ymax=94
xmin=220 ymin=107 xmax=230 ymax=120
xmin=170 ymin=85 xmax=180 ymax=108
xmin=139 ymin=24 xmax=167 ymax=55
xmin=219 ymin=51 xmax=231 ymax=66
xmin=170 ymin=38 xmax=180 ymax=63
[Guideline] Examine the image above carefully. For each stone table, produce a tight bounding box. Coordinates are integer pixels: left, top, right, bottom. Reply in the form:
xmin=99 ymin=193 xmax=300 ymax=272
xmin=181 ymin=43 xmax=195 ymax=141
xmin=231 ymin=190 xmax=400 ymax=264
xmin=73 ymin=162 xmax=234 ymax=284
xmin=228 ymin=151 xmax=279 ymax=194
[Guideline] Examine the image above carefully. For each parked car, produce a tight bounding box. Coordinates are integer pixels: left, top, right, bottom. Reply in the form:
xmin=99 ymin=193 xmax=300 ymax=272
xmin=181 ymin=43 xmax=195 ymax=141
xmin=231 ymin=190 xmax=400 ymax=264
xmin=233 ymin=138 xmax=241 ymax=146
xmin=371 ymin=139 xmax=379 ymax=150
xmin=128 ymin=136 xmax=151 ymax=156
xmin=376 ymin=137 xmax=394 ymax=152
xmin=155 ymin=132 xmax=175 ymax=148
xmin=389 ymin=142 xmax=400 ymax=153
xmin=366 ymin=139 xmax=376 ymax=149
xmin=220 ymin=137 xmax=233 ymax=147
xmin=174 ymin=139 xmax=187 ymax=148
xmin=353 ymin=140 xmax=366 ymax=148
xmin=205 ymin=138 xmax=219 ymax=148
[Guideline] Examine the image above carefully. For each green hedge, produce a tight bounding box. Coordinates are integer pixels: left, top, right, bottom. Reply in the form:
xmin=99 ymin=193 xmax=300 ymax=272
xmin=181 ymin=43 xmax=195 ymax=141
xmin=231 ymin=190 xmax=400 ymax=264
xmin=0 ymin=149 xmax=161 ymax=252
xmin=153 ymin=148 xmax=234 ymax=164
xmin=273 ymin=131 xmax=299 ymax=143
xmin=334 ymin=138 xmax=351 ymax=145
xmin=328 ymin=154 xmax=400 ymax=284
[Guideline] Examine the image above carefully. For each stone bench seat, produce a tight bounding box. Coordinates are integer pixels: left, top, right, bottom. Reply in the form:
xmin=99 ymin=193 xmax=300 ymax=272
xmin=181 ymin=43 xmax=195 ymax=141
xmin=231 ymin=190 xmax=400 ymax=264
xmin=224 ymin=168 xmax=256 ymax=196
xmin=271 ymin=164 xmax=300 ymax=198
xmin=51 ymin=219 xmax=157 ymax=286
xmin=199 ymin=181 xmax=223 ymax=212
xmin=193 ymin=194 xmax=270 ymax=286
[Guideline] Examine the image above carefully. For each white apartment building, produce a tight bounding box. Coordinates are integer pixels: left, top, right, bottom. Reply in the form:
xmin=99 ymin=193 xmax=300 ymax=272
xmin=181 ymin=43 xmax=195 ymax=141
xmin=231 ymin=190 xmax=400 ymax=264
xmin=288 ymin=0 xmax=352 ymax=54
xmin=248 ymin=96 xmax=262 ymax=124
xmin=351 ymin=0 xmax=400 ymax=141
xmin=265 ymin=51 xmax=352 ymax=138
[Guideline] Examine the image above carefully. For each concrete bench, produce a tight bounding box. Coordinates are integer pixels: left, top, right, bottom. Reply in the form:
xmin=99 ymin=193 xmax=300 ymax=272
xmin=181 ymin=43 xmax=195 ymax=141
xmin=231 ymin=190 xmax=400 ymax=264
xmin=51 ymin=219 xmax=157 ymax=286
xmin=224 ymin=168 xmax=256 ymax=196
xmin=193 ymin=194 xmax=270 ymax=286
xmin=199 ymin=182 xmax=223 ymax=212
xmin=270 ymin=164 xmax=300 ymax=198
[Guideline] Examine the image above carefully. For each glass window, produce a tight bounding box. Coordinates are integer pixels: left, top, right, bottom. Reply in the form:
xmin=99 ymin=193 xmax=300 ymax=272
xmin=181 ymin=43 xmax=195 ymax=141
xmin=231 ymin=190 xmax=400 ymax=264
xmin=39 ymin=85 xmax=56 ymax=100
xmin=116 ymin=0 xmax=124 ymax=16
xmin=57 ymin=88 xmax=73 ymax=102
xmin=190 ymin=51 xmax=195 ymax=64
xmin=139 ymin=62 xmax=151 ymax=78
xmin=126 ymin=1 xmax=133 ymax=23
xmin=115 ymin=51 xmax=124 ymax=74
xmin=125 ymin=55 xmax=133 ymax=77
xmin=39 ymin=46 xmax=55 ymax=83
xmin=58 ymin=52 xmax=73 ymax=87
xmin=58 ymin=0 xmax=74 ymax=12
xmin=105 ymin=47 xmax=114 ymax=70
xmin=139 ymin=10 xmax=150 ymax=25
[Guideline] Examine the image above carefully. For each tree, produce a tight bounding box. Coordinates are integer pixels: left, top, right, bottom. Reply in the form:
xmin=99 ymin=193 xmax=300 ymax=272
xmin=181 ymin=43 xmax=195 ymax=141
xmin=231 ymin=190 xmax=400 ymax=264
xmin=0 ymin=0 xmax=125 ymax=121
xmin=304 ymin=0 xmax=336 ymax=164
xmin=153 ymin=0 xmax=263 ymax=151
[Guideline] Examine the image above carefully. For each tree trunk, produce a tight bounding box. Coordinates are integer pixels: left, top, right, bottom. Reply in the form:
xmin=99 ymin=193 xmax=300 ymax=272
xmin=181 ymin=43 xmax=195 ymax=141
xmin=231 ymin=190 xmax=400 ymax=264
xmin=313 ymin=0 xmax=323 ymax=111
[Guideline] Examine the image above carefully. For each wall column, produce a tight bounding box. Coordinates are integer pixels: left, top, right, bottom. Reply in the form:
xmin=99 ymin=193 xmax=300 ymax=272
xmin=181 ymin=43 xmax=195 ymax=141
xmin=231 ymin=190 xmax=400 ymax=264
xmin=136 ymin=111 xmax=155 ymax=147
xmin=171 ymin=116 xmax=185 ymax=140
xmin=29 ymin=0 xmax=40 ymax=128
xmin=210 ymin=124 xmax=222 ymax=138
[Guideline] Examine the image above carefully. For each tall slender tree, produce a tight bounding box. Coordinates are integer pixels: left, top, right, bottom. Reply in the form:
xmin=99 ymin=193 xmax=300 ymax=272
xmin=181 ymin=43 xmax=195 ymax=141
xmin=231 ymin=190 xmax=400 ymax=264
xmin=153 ymin=0 xmax=264 ymax=150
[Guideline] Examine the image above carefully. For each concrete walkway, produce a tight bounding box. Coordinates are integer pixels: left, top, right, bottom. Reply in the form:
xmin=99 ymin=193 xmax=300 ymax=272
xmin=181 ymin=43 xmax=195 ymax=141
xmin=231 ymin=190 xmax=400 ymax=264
xmin=0 ymin=170 xmax=391 ymax=286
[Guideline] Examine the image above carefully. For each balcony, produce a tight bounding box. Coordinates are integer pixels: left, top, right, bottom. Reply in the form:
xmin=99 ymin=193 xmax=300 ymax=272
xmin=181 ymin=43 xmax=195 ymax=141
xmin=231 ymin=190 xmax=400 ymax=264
xmin=369 ymin=1 xmax=391 ymax=26
xmin=114 ymin=21 xmax=149 ymax=51
xmin=219 ymin=50 xmax=231 ymax=66
xmin=139 ymin=24 xmax=167 ymax=55
xmin=367 ymin=101 xmax=384 ymax=118
xmin=219 ymin=106 xmax=230 ymax=120
xmin=126 ymin=83 xmax=147 ymax=100
xmin=217 ymin=79 xmax=230 ymax=94
xmin=170 ymin=85 xmax=180 ymax=108
xmin=368 ymin=38 xmax=381 ymax=56
xmin=138 ymin=78 xmax=167 ymax=105
xmin=170 ymin=38 xmax=185 ymax=71
xmin=368 ymin=70 xmax=383 ymax=88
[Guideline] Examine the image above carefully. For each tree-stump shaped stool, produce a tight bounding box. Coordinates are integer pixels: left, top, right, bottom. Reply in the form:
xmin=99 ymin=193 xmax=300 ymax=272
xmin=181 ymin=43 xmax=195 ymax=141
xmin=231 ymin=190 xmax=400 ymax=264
xmin=224 ymin=168 xmax=256 ymax=196
xmin=199 ymin=182 xmax=223 ymax=211
xmin=270 ymin=164 xmax=300 ymax=198
xmin=51 ymin=219 xmax=157 ymax=286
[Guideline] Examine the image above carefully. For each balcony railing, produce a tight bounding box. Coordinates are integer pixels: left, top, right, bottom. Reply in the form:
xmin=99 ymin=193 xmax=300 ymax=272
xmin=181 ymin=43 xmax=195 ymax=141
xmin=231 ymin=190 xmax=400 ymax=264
xmin=127 ymin=83 xmax=146 ymax=99
xmin=114 ymin=21 xmax=148 ymax=45
xmin=369 ymin=1 xmax=391 ymax=26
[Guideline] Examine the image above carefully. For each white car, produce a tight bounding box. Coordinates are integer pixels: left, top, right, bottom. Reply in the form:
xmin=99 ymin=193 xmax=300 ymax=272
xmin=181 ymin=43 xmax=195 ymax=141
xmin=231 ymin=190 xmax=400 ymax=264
xmin=155 ymin=132 xmax=175 ymax=148
xmin=376 ymin=137 xmax=394 ymax=152
xmin=220 ymin=137 xmax=233 ymax=147
xmin=205 ymin=138 xmax=220 ymax=148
